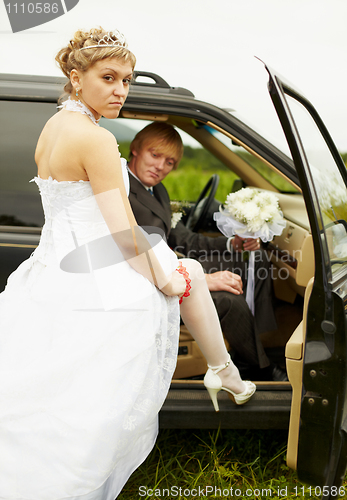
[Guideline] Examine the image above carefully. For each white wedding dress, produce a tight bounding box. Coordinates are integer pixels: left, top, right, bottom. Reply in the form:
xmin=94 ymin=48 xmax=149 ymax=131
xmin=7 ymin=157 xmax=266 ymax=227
xmin=0 ymin=155 xmax=180 ymax=499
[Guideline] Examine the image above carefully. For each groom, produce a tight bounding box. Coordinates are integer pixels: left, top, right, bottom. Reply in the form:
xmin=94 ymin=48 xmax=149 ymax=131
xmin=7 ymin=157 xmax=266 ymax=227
xmin=127 ymin=122 xmax=285 ymax=381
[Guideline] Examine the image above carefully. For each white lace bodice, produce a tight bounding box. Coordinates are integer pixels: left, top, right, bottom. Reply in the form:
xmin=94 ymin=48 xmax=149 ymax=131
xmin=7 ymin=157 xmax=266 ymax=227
xmin=31 ymin=158 xmax=130 ymax=266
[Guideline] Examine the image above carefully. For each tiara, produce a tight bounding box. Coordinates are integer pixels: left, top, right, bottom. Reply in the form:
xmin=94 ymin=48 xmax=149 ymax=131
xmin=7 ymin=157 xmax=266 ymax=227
xmin=80 ymin=30 xmax=128 ymax=51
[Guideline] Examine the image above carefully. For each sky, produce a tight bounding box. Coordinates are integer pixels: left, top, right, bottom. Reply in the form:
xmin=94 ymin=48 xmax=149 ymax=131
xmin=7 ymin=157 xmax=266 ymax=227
xmin=1 ymin=0 xmax=347 ymax=152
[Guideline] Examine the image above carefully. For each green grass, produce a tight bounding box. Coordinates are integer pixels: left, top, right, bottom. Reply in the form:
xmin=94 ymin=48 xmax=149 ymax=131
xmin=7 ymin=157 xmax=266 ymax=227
xmin=118 ymin=428 xmax=345 ymax=499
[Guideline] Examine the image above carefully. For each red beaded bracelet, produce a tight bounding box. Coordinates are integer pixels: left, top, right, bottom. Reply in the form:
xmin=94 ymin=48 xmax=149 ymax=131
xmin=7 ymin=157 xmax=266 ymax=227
xmin=176 ymin=261 xmax=191 ymax=304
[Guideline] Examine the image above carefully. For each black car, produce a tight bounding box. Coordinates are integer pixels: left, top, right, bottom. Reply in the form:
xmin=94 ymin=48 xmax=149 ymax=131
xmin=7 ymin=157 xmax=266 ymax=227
xmin=1 ymin=67 xmax=347 ymax=493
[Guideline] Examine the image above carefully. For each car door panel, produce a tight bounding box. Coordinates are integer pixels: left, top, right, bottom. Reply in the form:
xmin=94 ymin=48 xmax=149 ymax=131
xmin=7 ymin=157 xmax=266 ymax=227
xmin=286 ymin=276 xmax=313 ymax=470
xmin=265 ymin=63 xmax=347 ymax=491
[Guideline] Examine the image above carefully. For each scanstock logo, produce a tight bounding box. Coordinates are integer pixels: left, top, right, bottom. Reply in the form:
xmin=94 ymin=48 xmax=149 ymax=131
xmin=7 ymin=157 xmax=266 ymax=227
xmin=4 ymin=0 xmax=79 ymax=33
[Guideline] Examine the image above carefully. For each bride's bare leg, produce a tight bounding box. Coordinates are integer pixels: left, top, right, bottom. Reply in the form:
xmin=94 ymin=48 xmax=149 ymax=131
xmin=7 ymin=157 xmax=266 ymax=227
xmin=178 ymin=258 xmax=246 ymax=394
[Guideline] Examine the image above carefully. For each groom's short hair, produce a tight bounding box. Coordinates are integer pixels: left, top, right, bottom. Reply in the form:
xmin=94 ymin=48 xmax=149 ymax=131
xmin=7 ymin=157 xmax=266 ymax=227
xmin=129 ymin=122 xmax=184 ymax=169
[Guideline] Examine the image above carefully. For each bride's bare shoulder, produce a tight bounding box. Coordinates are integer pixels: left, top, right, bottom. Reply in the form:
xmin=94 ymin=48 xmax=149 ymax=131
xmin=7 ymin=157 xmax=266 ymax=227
xmin=44 ymin=111 xmax=117 ymax=144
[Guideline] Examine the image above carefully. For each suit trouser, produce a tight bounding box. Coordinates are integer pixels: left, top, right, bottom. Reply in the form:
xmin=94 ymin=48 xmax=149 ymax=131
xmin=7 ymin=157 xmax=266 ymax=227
xmin=210 ymin=291 xmax=270 ymax=369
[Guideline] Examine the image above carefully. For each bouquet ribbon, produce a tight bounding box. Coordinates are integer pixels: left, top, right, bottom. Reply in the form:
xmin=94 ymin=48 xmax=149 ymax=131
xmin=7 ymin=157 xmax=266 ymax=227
xmin=214 ymin=210 xmax=286 ymax=315
xmin=244 ymin=250 xmax=254 ymax=314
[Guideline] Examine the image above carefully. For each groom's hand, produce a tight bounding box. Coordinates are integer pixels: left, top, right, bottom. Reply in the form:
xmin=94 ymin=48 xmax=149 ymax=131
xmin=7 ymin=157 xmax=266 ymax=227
xmin=232 ymin=235 xmax=260 ymax=252
xmin=205 ymin=271 xmax=243 ymax=295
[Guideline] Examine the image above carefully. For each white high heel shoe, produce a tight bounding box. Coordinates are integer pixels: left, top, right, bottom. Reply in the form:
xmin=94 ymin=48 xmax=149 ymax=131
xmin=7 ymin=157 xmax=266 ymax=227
xmin=203 ymin=355 xmax=256 ymax=412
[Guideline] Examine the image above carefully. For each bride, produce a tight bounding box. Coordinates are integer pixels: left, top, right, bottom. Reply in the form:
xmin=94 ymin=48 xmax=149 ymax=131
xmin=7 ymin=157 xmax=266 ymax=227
xmin=0 ymin=27 xmax=255 ymax=499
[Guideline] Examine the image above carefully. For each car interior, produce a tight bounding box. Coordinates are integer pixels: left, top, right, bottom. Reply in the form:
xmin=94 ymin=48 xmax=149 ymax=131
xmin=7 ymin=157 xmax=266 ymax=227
xmin=102 ymin=111 xmax=315 ymax=382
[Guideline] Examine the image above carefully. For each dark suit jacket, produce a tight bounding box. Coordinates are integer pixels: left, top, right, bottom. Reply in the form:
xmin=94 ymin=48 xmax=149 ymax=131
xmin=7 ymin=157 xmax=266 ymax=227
xmin=129 ymin=175 xmax=228 ymax=258
xmin=128 ymin=173 xmax=274 ymax=369
xmin=128 ymin=175 xmax=171 ymax=238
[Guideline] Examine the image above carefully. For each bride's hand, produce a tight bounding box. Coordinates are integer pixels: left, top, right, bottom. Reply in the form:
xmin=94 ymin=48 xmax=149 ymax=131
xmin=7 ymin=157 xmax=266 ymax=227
xmin=160 ymin=270 xmax=187 ymax=297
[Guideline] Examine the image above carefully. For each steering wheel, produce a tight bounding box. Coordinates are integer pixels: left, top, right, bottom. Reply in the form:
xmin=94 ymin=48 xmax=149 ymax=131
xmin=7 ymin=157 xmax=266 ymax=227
xmin=185 ymin=174 xmax=220 ymax=232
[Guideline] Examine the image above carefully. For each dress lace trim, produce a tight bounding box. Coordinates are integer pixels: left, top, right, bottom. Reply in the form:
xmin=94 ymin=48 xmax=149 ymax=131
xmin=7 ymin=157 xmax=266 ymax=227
xmin=31 ymin=175 xmax=90 ymax=184
xmin=58 ymin=98 xmax=100 ymax=126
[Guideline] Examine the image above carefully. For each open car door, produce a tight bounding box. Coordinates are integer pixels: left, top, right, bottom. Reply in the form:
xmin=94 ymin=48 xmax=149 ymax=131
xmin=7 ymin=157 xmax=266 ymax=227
xmin=265 ymin=64 xmax=347 ymax=495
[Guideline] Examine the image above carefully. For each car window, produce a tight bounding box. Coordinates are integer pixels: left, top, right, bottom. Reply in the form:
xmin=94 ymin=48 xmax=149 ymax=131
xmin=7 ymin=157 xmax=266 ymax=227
xmin=203 ymin=126 xmax=298 ymax=193
xmin=100 ymin=117 xmax=239 ymax=203
xmin=0 ymin=100 xmax=56 ymax=227
xmin=99 ymin=117 xmax=151 ymax=160
xmin=285 ymin=95 xmax=347 ymax=280
xmin=162 ymin=131 xmax=238 ymax=203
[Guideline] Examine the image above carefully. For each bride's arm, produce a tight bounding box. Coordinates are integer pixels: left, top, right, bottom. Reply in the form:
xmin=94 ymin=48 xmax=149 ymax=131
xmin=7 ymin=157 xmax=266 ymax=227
xmin=80 ymin=127 xmax=186 ymax=296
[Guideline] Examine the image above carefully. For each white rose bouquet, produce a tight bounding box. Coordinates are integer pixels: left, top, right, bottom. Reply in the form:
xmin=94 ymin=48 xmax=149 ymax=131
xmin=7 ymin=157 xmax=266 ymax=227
xmin=213 ymin=188 xmax=286 ymax=315
xmin=214 ymin=187 xmax=286 ymax=242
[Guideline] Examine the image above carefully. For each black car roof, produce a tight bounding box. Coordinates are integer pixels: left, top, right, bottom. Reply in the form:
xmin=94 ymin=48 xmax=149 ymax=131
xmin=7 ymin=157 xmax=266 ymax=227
xmin=0 ymin=71 xmax=297 ymax=186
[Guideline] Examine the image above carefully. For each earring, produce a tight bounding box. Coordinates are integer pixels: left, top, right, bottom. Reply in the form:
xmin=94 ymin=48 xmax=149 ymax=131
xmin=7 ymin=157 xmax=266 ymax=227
xmin=76 ymin=87 xmax=81 ymax=97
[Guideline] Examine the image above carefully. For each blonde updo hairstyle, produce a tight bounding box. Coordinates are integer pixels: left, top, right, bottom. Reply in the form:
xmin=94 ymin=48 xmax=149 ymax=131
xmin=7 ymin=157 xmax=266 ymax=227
xmin=55 ymin=27 xmax=136 ymax=95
